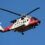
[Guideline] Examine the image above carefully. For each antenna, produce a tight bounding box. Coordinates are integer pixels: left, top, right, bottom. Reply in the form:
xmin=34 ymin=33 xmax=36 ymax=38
xmin=0 ymin=8 xmax=21 ymax=16
xmin=26 ymin=7 xmax=40 ymax=15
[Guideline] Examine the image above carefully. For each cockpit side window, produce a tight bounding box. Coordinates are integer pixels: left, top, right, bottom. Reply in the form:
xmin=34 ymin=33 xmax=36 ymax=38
xmin=32 ymin=17 xmax=37 ymax=20
xmin=21 ymin=17 xmax=24 ymax=20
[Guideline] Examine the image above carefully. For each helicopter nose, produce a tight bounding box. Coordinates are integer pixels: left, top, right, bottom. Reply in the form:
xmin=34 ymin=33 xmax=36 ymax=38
xmin=32 ymin=17 xmax=41 ymax=24
xmin=29 ymin=17 xmax=41 ymax=25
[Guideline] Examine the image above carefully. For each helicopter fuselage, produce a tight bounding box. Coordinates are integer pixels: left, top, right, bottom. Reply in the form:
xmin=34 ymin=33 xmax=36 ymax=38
xmin=2 ymin=16 xmax=40 ymax=33
xmin=0 ymin=7 xmax=41 ymax=34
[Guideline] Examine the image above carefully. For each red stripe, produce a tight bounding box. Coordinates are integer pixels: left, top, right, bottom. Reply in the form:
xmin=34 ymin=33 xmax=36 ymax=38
xmin=3 ymin=24 xmax=13 ymax=32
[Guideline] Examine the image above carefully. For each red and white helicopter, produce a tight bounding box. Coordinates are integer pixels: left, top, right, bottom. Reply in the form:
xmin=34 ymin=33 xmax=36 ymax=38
xmin=0 ymin=7 xmax=41 ymax=35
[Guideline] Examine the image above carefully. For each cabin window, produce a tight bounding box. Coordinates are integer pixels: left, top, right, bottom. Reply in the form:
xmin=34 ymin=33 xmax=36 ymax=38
xmin=27 ymin=19 xmax=28 ymax=21
xmin=21 ymin=16 xmax=26 ymax=20
xmin=23 ymin=20 xmax=26 ymax=23
xmin=21 ymin=17 xmax=24 ymax=20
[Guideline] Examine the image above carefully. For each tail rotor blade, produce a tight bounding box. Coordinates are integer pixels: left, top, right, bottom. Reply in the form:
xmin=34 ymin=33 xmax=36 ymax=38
xmin=26 ymin=7 xmax=40 ymax=15
xmin=0 ymin=8 xmax=21 ymax=16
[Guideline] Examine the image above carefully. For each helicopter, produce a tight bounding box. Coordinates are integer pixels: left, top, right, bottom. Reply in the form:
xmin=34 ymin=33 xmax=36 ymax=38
xmin=0 ymin=7 xmax=41 ymax=35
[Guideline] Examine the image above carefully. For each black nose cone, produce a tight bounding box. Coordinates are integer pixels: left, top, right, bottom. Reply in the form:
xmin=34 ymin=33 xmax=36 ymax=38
xmin=38 ymin=20 xmax=41 ymax=24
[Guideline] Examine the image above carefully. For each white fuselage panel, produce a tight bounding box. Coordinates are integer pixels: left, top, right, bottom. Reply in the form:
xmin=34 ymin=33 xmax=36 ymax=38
xmin=10 ymin=16 xmax=31 ymax=29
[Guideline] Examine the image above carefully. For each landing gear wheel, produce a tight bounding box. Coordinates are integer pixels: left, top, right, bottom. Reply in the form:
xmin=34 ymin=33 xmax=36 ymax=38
xmin=22 ymin=32 xmax=24 ymax=35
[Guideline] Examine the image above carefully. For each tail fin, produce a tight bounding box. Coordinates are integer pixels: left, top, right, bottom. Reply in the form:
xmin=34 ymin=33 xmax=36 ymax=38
xmin=0 ymin=25 xmax=4 ymax=32
xmin=0 ymin=24 xmax=13 ymax=32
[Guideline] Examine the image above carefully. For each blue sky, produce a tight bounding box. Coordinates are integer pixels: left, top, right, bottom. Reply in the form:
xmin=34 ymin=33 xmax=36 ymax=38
xmin=0 ymin=0 xmax=45 ymax=45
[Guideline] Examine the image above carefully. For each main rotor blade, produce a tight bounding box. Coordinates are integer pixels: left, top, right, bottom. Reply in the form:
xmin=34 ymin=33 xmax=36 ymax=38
xmin=0 ymin=8 xmax=21 ymax=16
xmin=26 ymin=7 xmax=40 ymax=15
